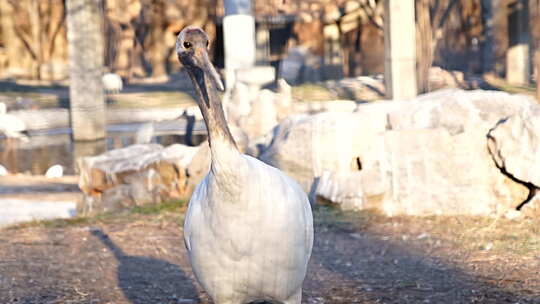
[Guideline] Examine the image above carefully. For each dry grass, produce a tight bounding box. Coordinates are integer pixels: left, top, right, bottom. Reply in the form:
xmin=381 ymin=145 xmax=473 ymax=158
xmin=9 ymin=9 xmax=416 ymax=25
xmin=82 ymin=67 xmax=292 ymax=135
xmin=292 ymin=83 xmax=340 ymax=102
xmin=106 ymin=91 xmax=196 ymax=108
xmin=7 ymin=199 xmax=188 ymax=231
xmin=484 ymin=74 xmax=537 ymax=97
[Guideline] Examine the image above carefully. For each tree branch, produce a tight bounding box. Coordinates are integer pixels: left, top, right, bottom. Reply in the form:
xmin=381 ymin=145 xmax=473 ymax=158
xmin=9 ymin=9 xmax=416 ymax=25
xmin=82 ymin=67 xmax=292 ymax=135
xmin=436 ymin=0 xmax=459 ymax=30
xmin=359 ymin=1 xmax=383 ymax=31
xmin=47 ymin=1 xmax=66 ymax=58
xmin=7 ymin=0 xmax=39 ymax=60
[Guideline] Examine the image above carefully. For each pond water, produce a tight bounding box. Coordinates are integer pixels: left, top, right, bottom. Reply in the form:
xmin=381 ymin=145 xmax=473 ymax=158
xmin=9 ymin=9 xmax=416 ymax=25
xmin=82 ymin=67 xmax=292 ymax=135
xmin=0 ymin=122 xmax=207 ymax=175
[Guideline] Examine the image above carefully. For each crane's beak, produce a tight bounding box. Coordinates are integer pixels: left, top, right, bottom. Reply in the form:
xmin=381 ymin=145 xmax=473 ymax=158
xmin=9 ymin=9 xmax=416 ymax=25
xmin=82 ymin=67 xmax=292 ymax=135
xmin=199 ymin=48 xmax=224 ymax=92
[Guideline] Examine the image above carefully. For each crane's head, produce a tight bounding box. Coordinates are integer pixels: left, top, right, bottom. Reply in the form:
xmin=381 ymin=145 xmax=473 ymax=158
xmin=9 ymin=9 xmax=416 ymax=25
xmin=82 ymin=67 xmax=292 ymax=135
xmin=176 ymin=26 xmax=224 ymax=92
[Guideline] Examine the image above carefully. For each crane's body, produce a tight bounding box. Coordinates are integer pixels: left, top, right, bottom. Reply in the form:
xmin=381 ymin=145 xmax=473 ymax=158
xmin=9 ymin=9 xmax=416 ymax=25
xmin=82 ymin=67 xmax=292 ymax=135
xmin=176 ymin=26 xmax=313 ymax=304
xmin=185 ymin=148 xmax=312 ymax=303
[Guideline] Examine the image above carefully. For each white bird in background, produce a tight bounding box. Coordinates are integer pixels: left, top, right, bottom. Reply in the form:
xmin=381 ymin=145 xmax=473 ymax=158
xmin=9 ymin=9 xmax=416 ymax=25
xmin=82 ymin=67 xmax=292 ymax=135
xmin=0 ymin=164 xmax=8 ymax=176
xmin=45 ymin=164 xmax=63 ymax=178
xmin=0 ymin=102 xmax=28 ymax=140
xmin=134 ymin=122 xmax=155 ymax=144
xmin=102 ymin=73 xmax=123 ymax=94
xmin=177 ymin=27 xmax=313 ymax=304
xmin=182 ymin=105 xmax=204 ymax=121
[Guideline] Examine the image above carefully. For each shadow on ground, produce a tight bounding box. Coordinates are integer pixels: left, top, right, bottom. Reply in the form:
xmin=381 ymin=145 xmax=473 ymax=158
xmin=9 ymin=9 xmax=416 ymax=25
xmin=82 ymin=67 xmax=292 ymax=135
xmin=305 ymin=210 xmax=537 ymax=303
xmin=0 ymin=207 xmax=538 ymax=303
xmin=91 ymin=229 xmax=200 ymax=304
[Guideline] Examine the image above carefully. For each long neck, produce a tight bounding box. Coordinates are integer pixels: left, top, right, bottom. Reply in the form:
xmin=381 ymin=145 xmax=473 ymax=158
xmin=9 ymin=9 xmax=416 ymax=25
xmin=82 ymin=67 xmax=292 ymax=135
xmin=187 ymin=68 xmax=239 ymax=166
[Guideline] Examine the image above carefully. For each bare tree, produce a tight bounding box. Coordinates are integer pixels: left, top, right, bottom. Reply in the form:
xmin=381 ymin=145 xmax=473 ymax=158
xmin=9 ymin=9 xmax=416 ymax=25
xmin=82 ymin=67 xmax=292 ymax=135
xmin=0 ymin=0 xmax=67 ymax=79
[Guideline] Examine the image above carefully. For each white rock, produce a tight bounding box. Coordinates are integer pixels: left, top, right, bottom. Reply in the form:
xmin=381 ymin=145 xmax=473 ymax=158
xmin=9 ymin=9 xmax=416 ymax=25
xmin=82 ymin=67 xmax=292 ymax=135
xmin=505 ymin=209 xmax=523 ymax=220
xmin=235 ymin=66 xmax=275 ymax=87
xmin=260 ymin=112 xmax=366 ymax=199
xmin=241 ymin=89 xmax=278 ymax=139
xmin=275 ymin=78 xmax=293 ymax=120
xmin=487 ymin=108 xmax=540 ymax=187
xmin=226 ymin=81 xmax=251 ymax=125
xmin=377 ymin=127 xmax=525 ymax=216
xmin=261 ymin=89 xmax=534 ymax=216
xmin=321 ymin=100 xmax=358 ymax=113
xmin=77 ymin=143 xmax=201 ymax=214
xmin=388 ymin=89 xmax=536 ymax=132
xmin=316 ymin=170 xmax=364 ymax=210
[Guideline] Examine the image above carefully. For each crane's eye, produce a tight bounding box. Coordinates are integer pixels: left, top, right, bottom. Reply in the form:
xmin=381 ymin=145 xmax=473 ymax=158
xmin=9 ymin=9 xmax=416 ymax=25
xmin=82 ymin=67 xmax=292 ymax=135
xmin=183 ymin=41 xmax=192 ymax=49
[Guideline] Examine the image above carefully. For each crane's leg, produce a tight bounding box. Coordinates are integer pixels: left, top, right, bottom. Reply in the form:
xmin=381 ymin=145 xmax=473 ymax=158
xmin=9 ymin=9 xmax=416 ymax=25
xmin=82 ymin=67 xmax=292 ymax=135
xmin=283 ymin=290 xmax=302 ymax=304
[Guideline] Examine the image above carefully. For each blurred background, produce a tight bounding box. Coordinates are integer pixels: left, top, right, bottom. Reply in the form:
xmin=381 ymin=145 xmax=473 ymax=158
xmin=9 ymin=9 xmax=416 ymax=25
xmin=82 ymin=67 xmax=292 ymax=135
xmin=0 ymin=0 xmax=537 ymax=87
xmin=1 ymin=2 xmax=540 ymax=302
xmin=0 ymin=0 xmax=539 ymax=210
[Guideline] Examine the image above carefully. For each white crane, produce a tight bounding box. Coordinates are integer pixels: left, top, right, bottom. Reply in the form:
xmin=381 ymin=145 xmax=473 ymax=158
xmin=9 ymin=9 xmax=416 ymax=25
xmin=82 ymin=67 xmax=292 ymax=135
xmin=177 ymin=26 xmax=313 ymax=304
xmin=0 ymin=102 xmax=28 ymax=140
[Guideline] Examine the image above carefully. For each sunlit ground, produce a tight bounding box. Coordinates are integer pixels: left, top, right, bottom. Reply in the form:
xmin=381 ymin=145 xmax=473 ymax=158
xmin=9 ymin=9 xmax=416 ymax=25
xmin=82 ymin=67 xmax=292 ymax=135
xmin=0 ymin=200 xmax=538 ymax=303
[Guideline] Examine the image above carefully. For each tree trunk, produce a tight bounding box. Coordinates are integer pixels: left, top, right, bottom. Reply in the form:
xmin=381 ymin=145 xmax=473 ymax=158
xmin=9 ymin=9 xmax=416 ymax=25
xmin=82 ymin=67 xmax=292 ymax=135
xmin=147 ymin=0 xmax=167 ymax=78
xmin=114 ymin=25 xmax=136 ymax=78
xmin=384 ymin=0 xmax=417 ymax=99
xmin=29 ymin=0 xmax=42 ymax=79
xmin=481 ymin=0 xmax=498 ymax=74
xmin=537 ymin=51 xmax=540 ymax=102
xmin=66 ymin=0 xmax=106 ymax=141
xmin=416 ymin=0 xmax=432 ymax=94
xmin=506 ymin=0 xmax=530 ymax=86
xmin=42 ymin=0 xmax=68 ymax=80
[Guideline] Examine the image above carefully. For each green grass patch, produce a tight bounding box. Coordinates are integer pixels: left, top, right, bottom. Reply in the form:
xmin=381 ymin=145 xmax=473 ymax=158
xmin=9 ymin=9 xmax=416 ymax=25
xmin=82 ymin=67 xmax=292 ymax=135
xmin=484 ymin=75 xmax=537 ymax=97
xmin=312 ymin=204 xmax=379 ymax=232
xmin=292 ymin=83 xmax=339 ymax=102
xmin=106 ymin=91 xmax=197 ymax=108
xmin=130 ymin=199 xmax=187 ymax=215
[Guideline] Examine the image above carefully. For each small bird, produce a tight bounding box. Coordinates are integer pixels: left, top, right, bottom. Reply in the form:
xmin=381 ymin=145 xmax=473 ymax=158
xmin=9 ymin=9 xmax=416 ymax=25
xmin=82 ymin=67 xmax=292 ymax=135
xmin=177 ymin=26 xmax=313 ymax=304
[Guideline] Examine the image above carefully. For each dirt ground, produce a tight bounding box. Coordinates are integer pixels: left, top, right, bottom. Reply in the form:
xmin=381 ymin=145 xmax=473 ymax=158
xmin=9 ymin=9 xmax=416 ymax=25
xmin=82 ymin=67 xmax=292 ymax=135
xmin=0 ymin=202 xmax=539 ymax=304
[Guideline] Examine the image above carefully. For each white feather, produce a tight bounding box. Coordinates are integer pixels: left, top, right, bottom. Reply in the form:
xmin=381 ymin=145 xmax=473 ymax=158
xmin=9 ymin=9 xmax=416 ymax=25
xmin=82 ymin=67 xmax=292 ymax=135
xmin=184 ymin=147 xmax=313 ymax=304
xmin=178 ymin=26 xmax=313 ymax=304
